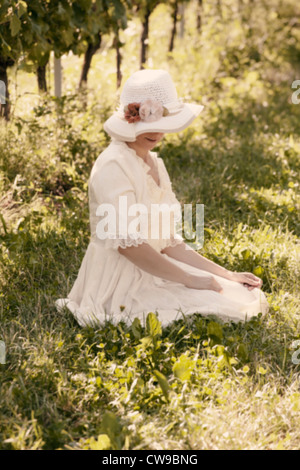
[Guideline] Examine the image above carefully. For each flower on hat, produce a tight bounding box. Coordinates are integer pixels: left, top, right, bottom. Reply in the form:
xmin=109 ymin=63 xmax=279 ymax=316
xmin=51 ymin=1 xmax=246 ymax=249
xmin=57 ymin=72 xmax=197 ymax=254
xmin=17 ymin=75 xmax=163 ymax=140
xmin=139 ymin=99 xmax=165 ymax=122
xmin=124 ymin=102 xmax=141 ymax=123
xmin=124 ymin=99 xmax=169 ymax=124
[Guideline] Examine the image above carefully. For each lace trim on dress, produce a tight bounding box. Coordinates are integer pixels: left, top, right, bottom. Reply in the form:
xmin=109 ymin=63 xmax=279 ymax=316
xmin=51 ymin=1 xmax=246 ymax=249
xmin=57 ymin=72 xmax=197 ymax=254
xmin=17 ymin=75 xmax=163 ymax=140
xmin=131 ymin=150 xmax=167 ymax=196
xmin=112 ymin=140 xmax=166 ymax=192
xmin=104 ymin=234 xmax=149 ymax=251
xmin=133 ymin=151 xmax=180 ymax=210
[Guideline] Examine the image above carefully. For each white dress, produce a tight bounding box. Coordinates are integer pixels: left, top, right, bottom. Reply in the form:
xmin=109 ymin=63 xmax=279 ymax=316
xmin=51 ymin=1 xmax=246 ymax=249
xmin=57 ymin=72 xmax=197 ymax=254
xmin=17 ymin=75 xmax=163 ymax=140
xmin=55 ymin=139 xmax=269 ymax=327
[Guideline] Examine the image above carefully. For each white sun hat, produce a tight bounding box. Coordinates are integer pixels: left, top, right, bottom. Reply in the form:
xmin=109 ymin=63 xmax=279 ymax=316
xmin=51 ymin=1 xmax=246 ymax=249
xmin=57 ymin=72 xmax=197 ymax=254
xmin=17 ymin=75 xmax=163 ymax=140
xmin=103 ymin=69 xmax=204 ymax=142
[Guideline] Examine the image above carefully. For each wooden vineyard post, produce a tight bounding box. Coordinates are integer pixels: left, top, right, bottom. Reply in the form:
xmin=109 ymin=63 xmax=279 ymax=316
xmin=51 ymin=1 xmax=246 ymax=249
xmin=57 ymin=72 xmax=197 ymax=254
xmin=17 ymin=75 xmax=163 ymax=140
xmin=54 ymin=56 xmax=62 ymax=98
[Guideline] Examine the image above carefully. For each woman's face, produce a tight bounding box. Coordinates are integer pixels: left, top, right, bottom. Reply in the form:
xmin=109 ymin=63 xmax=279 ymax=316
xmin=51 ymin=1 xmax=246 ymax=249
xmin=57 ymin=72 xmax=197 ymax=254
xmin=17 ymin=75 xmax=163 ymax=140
xmin=135 ymin=132 xmax=165 ymax=150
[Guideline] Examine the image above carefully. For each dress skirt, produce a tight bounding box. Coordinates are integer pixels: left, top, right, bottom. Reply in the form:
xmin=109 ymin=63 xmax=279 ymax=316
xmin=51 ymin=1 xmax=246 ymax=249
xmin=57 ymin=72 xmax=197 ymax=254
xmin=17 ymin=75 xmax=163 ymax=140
xmin=56 ymin=240 xmax=269 ymax=328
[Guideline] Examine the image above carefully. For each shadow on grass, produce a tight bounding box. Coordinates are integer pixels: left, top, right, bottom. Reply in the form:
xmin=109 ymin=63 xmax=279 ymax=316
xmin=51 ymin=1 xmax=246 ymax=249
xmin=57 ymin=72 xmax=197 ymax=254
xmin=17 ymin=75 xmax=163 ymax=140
xmin=161 ymin=86 xmax=299 ymax=236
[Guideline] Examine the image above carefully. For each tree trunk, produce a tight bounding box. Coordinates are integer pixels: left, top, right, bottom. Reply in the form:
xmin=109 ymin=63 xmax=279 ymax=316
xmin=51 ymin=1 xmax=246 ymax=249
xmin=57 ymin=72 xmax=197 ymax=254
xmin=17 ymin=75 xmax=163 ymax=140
xmin=114 ymin=30 xmax=122 ymax=89
xmin=140 ymin=7 xmax=151 ymax=69
xmin=54 ymin=57 xmax=62 ymax=97
xmin=196 ymin=0 xmax=203 ymax=33
xmin=0 ymin=57 xmax=14 ymax=121
xmin=169 ymin=1 xmax=178 ymax=53
xmin=37 ymin=64 xmax=47 ymax=92
xmin=217 ymin=0 xmax=223 ymax=19
xmin=79 ymin=33 xmax=102 ymax=88
xmin=179 ymin=2 xmax=185 ymax=38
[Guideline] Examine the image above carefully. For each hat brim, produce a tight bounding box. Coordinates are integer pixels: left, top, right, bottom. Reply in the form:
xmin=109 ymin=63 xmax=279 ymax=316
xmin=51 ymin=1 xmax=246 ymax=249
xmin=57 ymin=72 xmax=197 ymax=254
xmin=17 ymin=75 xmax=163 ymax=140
xmin=103 ymin=103 xmax=204 ymax=142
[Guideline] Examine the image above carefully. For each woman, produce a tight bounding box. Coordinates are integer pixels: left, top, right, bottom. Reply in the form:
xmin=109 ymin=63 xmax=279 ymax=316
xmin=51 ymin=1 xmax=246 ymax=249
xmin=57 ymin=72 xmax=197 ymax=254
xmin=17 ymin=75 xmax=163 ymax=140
xmin=56 ymin=69 xmax=269 ymax=327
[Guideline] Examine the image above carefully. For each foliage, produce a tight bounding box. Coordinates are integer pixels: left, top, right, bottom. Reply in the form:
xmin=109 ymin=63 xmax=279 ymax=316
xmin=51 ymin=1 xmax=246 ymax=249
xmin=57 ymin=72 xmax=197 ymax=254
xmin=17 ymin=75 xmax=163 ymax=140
xmin=0 ymin=0 xmax=130 ymax=112
xmin=0 ymin=1 xmax=130 ymax=64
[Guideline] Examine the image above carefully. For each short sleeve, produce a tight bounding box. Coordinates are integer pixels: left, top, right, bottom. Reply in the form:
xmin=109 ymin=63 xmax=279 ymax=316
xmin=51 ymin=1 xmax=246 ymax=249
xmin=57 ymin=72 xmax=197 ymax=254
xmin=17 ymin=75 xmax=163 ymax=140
xmin=89 ymin=159 xmax=149 ymax=251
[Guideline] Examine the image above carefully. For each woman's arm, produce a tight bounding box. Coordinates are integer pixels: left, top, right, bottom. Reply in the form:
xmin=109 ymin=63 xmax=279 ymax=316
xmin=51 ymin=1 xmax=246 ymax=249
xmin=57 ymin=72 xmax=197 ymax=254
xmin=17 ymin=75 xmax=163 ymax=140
xmin=161 ymin=242 xmax=234 ymax=279
xmin=118 ymin=243 xmax=223 ymax=292
xmin=161 ymin=242 xmax=262 ymax=289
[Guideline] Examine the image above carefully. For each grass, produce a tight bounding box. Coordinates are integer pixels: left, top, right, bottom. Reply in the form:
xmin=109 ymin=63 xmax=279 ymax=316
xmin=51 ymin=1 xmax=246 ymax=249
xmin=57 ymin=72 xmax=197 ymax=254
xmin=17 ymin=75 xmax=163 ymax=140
xmin=0 ymin=0 xmax=300 ymax=450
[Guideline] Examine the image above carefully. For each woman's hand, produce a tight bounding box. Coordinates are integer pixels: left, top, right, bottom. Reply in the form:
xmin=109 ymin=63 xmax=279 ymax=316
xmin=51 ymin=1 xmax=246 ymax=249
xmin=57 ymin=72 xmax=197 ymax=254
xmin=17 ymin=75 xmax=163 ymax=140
xmin=230 ymin=272 xmax=263 ymax=290
xmin=184 ymin=273 xmax=224 ymax=294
